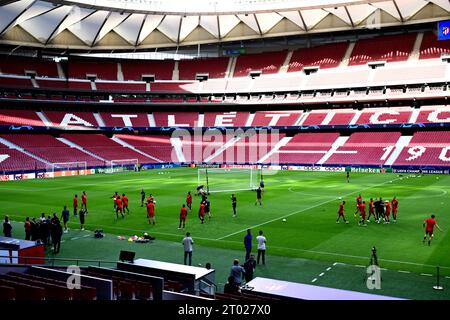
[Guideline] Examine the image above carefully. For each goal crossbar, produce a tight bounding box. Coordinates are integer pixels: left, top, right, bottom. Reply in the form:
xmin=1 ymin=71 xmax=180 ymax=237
xmin=198 ymin=168 xmax=260 ymax=193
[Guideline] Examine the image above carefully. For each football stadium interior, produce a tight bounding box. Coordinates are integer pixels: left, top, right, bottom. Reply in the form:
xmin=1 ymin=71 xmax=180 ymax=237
xmin=0 ymin=0 xmax=450 ymax=302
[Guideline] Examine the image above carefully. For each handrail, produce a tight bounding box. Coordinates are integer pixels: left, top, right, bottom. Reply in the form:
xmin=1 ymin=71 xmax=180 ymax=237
xmin=0 ymin=254 xmax=117 ymax=267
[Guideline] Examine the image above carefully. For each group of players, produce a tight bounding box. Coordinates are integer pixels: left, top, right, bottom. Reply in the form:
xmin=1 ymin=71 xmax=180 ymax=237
xmin=336 ymin=195 xmax=399 ymax=226
xmin=337 ymin=194 xmax=444 ymax=245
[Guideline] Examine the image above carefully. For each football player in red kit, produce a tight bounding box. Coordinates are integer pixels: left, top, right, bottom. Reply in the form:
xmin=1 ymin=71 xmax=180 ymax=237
xmin=199 ymin=202 xmax=205 ymax=224
xmin=384 ymin=200 xmax=391 ymax=224
xmin=358 ymin=201 xmax=367 ymax=226
xmin=73 ymin=194 xmax=78 ymax=217
xmin=391 ymin=197 xmax=399 ymax=223
xmin=354 ymin=194 xmax=362 ymax=217
xmin=147 ymin=200 xmax=155 ymax=225
xmin=81 ymin=191 xmax=88 ymax=214
xmin=122 ymin=193 xmax=129 ymax=214
xmin=336 ymin=201 xmax=349 ymax=224
xmin=423 ymin=214 xmax=443 ymax=246
xmin=186 ymin=192 xmax=192 ymax=210
xmin=367 ymin=198 xmax=375 ymax=223
xmin=179 ymin=204 xmax=188 ymax=229
xmin=115 ymin=196 xmax=124 ymax=219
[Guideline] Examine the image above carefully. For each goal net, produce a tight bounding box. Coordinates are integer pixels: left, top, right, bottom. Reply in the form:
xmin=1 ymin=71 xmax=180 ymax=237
xmin=198 ymin=168 xmax=260 ymax=193
xmin=109 ymin=159 xmax=139 ymax=173
xmin=46 ymin=161 xmax=88 ymax=177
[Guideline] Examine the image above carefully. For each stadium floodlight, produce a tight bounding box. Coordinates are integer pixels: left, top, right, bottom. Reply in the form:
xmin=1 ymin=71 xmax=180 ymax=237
xmin=47 ymin=161 xmax=87 ymax=177
xmin=109 ymin=159 xmax=139 ymax=173
xmin=197 ymin=167 xmax=259 ymax=193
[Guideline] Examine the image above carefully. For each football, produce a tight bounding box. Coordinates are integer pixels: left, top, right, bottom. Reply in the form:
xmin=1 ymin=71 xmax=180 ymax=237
xmin=282 ymin=218 xmax=287 ymax=222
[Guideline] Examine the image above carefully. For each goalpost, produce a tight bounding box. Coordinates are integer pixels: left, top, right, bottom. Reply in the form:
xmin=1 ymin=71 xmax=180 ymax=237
xmin=109 ymin=159 xmax=139 ymax=173
xmin=197 ymin=167 xmax=260 ymax=193
xmin=46 ymin=161 xmax=88 ymax=177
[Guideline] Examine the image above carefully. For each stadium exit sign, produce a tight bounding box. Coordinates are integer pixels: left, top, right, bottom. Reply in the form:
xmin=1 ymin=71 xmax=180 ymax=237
xmin=438 ymin=20 xmax=450 ymax=40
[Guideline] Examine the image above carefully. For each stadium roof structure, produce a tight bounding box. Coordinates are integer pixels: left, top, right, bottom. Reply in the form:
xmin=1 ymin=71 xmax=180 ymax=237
xmin=0 ymin=0 xmax=449 ymax=50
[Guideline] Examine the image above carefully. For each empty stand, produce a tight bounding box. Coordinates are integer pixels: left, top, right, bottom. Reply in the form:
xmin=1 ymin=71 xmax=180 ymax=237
xmin=288 ymin=43 xmax=348 ymax=72
xmin=116 ymin=134 xmax=174 ymax=162
xmin=152 ymin=112 xmax=199 ymax=127
xmin=356 ymin=108 xmax=412 ymax=125
xmin=203 ymin=112 xmax=250 ymax=127
xmin=420 ymin=31 xmax=450 ymax=59
xmin=415 ymin=106 xmax=450 ymax=124
xmin=122 ymin=60 xmax=174 ymax=81
xmin=178 ymin=57 xmax=229 ymax=80
xmin=325 ymin=132 xmax=401 ymax=166
xmin=264 ymin=133 xmax=339 ymax=164
xmin=251 ymin=111 xmax=303 ymax=126
xmin=0 ymin=134 xmax=103 ymax=167
xmin=100 ymin=112 xmax=150 ymax=127
xmin=66 ymin=59 xmax=117 ymax=80
xmin=43 ymin=111 xmax=99 ymax=128
xmin=348 ymin=33 xmax=417 ymax=65
xmin=0 ymin=144 xmax=47 ymax=172
xmin=0 ymin=76 xmax=33 ymax=88
xmin=95 ymin=81 xmax=146 ymax=91
xmin=0 ymin=109 xmax=44 ymax=126
xmin=150 ymin=82 xmax=191 ymax=92
xmin=233 ymin=51 xmax=287 ymax=77
xmin=393 ymin=131 xmax=450 ymax=167
xmin=0 ymin=56 xmax=58 ymax=78
xmin=62 ymin=134 xmax=158 ymax=164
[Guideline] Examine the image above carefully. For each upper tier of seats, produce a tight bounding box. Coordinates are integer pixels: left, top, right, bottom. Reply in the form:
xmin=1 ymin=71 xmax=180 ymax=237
xmin=348 ymin=33 xmax=417 ymax=65
xmin=233 ymin=51 xmax=287 ymax=77
xmin=420 ymin=31 xmax=450 ymax=60
xmin=288 ymin=42 xmax=349 ymax=72
xmin=178 ymin=57 xmax=229 ymax=80
xmin=3 ymin=32 xmax=446 ymax=83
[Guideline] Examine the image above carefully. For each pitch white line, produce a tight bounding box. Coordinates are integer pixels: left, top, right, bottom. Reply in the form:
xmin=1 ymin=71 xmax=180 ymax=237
xmin=319 ymin=272 xmax=325 ymax=277
xmin=398 ymin=270 xmax=410 ymax=274
xmin=311 ymin=278 xmax=317 ymax=283
xmin=420 ymin=273 xmax=432 ymax=277
xmin=326 ymin=267 xmax=332 ymax=271
xmin=217 ymin=176 xmax=404 ymax=240
xmin=355 ymin=265 xmax=365 ymax=268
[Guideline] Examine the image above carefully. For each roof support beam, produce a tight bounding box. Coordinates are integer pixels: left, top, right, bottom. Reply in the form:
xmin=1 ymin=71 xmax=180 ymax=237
xmin=298 ymin=11 xmax=308 ymax=31
xmin=0 ymin=0 xmax=37 ymax=36
xmin=392 ymin=0 xmax=404 ymax=22
xmin=91 ymin=11 xmax=111 ymax=47
xmin=344 ymin=6 xmax=354 ymax=28
xmin=253 ymin=13 xmax=263 ymax=35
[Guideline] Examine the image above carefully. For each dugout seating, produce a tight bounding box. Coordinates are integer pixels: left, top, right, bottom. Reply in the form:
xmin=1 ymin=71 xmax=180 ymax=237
xmin=83 ymin=270 xmax=154 ymax=300
xmin=0 ymin=285 xmax=15 ymax=300
xmin=7 ymin=272 xmax=97 ymax=300
xmin=0 ymin=278 xmax=45 ymax=300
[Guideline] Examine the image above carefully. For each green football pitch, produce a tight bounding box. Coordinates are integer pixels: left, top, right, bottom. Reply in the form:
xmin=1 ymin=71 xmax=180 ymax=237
xmin=1 ymin=168 xmax=450 ymax=299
